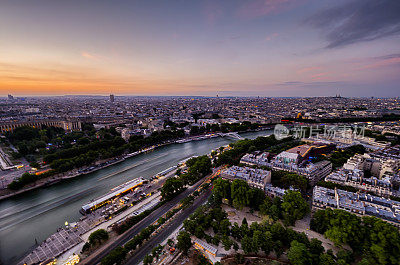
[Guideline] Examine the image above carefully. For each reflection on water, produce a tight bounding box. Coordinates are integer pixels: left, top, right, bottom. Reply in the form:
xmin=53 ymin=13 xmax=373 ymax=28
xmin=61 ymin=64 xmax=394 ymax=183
xmin=0 ymin=130 xmax=271 ymax=264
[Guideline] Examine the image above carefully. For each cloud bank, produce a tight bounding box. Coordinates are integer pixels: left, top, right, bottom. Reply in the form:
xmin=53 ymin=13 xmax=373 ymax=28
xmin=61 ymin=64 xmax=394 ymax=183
xmin=306 ymin=0 xmax=400 ymax=48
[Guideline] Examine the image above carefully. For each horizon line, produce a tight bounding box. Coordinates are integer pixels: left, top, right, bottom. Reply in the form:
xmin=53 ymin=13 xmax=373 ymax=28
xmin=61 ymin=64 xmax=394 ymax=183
xmin=1 ymin=94 xmax=397 ymax=99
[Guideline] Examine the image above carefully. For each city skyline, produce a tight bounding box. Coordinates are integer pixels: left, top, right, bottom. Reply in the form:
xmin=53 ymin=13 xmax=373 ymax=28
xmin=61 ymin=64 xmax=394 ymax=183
xmin=2 ymin=1 xmax=400 ymax=263
xmin=1 ymin=0 xmax=400 ymax=97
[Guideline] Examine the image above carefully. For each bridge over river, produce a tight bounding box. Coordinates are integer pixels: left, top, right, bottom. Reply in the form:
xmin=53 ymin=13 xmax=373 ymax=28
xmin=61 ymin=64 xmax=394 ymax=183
xmin=218 ymin=132 xmax=244 ymax=140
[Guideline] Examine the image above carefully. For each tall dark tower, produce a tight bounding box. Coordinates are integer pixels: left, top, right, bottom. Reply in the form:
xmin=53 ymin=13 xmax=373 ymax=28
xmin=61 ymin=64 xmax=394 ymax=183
xmin=109 ymin=94 xmax=115 ymax=103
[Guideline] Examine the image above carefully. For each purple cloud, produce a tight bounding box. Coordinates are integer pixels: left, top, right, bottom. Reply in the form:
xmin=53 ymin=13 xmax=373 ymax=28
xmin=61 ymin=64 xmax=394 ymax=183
xmin=305 ymin=0 xmax=400 ymax=48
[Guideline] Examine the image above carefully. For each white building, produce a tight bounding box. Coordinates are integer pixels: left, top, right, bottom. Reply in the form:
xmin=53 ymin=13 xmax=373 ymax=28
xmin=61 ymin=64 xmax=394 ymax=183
xmin=265 ymin=184 xmax=297 ymax=198
xmin=343 ymin=153 xmax=399 ymax=179
xmin=325 ymin=168 xmax=395 ymax=197
xmin=312 ymin=186 xmax=400 ymax=227
xmin=221 ymin=166 xmax=271 ymax=190
xmin=275 ymin=151 xmax=300 ymax=165
xmin=241 ymin=152 xmax=332 ymax=186
xmin=240 ymin=152 xmax=269 ymax=166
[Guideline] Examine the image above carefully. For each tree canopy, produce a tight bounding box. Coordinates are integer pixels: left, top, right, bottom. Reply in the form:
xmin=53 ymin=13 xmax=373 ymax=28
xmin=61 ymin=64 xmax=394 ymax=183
xmin=281 ymin=190 xmax=309 ymax=226
xmin=88 ymin=229 xmax=109 ymax=246
xmin=161 ymin=177 xmax=185 ymax=201
xmin=177 ymin=231 xmax=192 ymax=255
xmin=211 ymin=178 xmax=266 ymax=211
xmin=311 ymin=208 xmax=400 ymax=265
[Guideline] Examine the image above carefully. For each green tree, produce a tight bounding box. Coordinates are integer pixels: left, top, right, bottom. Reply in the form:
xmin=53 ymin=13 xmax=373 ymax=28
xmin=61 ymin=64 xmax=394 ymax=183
xmin=336 ymin=249 xmax=353 ymax=264
xmin=287 ymin=240 xmax=312 ymax=265
xmin=88 ymin=229 xmax=109 ymax=246
xmin=240 ymin=218 xmax=249 ymax=238
xmin=151 ymin=245 xmax=163 ymax=259
xmin=252 ymin=230 xmax=263 ymax=253
xmin=259 ymin=197 xmax=272 ymax=216
xmin=30 ymin=161 xmax=41 ymax=169
xmin=271 ymin=170 xmax=308 ymax=192
xmin=195 ymin=226 xmax=205 ymax=239
xmin=81 ymin=242 xmax=91 ymax=253
xmin=161 ymin=177 xmax=184 ymax=201
xmin=231 ymin=222 xmax=241 ymax=239
xmin=310 ymin=208 xmax=332 ymax=233
xmin=241 ymin=235 xmax=253 ymax=254
xmin=323 ymin=210 xmax=362 ymax=247
xmin=219 ymin=219 xmax=231 ymax=236
xmin=221 ymin=235 xmax=233 ymax=251
xmin=234 ymin=253 xmax=245 ymax=264
xmin=309 ymin=238 xmax=324 ymax=265
xmin=261 ymin=231 xmax=273 ymax=255
xmin=101 ymin=247 xmax=127 ymax=265
xmin=231 ymin=179 xmax=249 ymax=209
xmin=318 ymin=253 xmax=336 ymax=265
xmin=246 ymin=188 xmax=266 ymax=210
xmin=310 ymin=208 xmax=400 ymax=264
xmin=177 ymin=231 xmax=192 ymax=255
xmin=143 ymin=254 xmax=153 ymax=265
xmin=362 ymin=216 xmax=400 ymax=264
xmin=281 ymin=190 xmax=309 ymax=225
xmin=125 ymin=237 xmax=140 ymax=251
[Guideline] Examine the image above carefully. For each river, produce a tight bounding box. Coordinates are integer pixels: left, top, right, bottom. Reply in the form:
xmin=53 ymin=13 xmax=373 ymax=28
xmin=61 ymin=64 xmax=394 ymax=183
xmin=0 ymin=130 xmax=271 ymax=264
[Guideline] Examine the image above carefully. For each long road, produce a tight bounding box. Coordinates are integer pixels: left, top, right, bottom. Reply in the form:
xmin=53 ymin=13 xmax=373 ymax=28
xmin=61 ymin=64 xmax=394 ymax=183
xmin=81 ymin=176 xmax=210 ymax=265
xmin=125 ymin=188 xmax=212 ymax=265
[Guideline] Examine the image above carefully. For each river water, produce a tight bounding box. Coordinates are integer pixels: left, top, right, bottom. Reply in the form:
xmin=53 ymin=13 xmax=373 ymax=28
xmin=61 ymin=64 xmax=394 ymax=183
xmin=0 ymin=130 xmax=271 ymax=264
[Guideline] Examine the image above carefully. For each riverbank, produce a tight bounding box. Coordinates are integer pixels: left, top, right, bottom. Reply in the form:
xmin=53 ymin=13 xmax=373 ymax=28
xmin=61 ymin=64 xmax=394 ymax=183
xmin=0 ymin=128 xmax=272 ymax=201
xmin=0 ymin=145 xmax=160 ymax=200
xmin=0 ymin=130 xmax=272 ymax=265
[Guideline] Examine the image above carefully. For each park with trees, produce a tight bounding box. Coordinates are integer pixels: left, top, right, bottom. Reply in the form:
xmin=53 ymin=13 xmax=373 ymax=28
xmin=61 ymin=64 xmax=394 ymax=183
xmin=210 ymin=178 xmax=309 ymax=225
xmin=311 ymin=208 xmax=400 ymax=265
xmin=6 ymin=125 xmax=65 ymax=160
xmin=182 ymin=200 xmax=349 ymax=265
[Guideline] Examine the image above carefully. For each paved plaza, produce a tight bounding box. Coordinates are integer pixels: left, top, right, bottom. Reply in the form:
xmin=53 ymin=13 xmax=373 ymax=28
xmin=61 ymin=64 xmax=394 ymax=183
xmin=19 ymin=218 xmax=92 ymax=265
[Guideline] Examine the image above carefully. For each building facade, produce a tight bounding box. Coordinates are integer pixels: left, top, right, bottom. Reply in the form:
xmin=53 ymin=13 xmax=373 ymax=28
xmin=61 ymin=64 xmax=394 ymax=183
xmin=221 ymin=166 xmax=271 ymax=190
xmin=0 ymin=120 xmax=82 ymax=134
xmin=312 ymin=186 xmax=400 ymax=227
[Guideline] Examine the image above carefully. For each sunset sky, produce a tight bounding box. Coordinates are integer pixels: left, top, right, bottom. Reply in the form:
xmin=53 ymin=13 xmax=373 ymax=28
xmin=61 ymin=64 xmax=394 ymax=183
xmin=0 ymin=0 xmax=399 ymax=97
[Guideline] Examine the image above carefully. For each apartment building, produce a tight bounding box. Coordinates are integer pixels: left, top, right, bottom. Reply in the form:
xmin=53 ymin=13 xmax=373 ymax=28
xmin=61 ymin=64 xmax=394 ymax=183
xmin=221 ymin=166 xmax=271 ymax=190
xmin=312 ymin=186 xmax=400 ymax=227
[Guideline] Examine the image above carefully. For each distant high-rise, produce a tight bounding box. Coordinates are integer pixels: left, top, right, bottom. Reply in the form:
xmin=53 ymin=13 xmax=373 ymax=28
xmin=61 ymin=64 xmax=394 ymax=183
xmin=7 ymin=94 xmax=14 ymax=100
xmin=109 ymin=94 xmax=115 ymax=102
